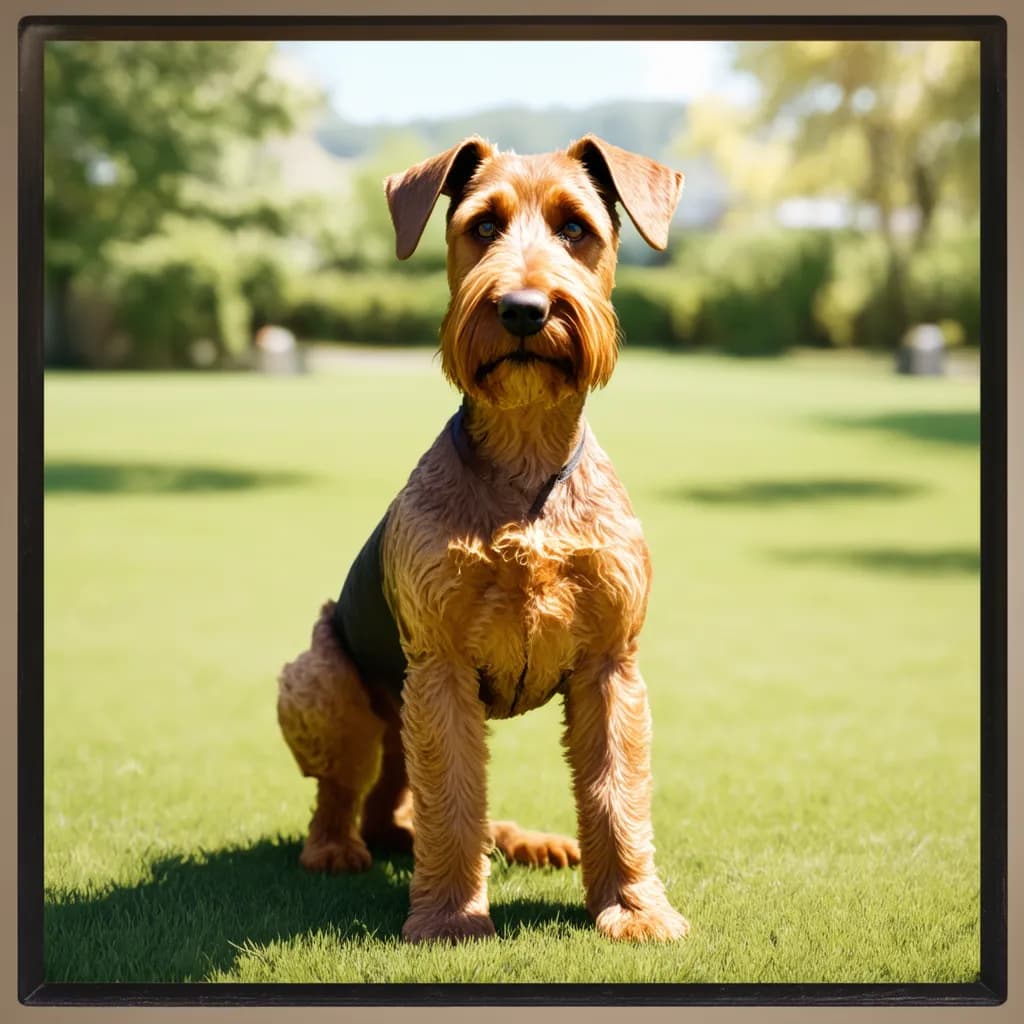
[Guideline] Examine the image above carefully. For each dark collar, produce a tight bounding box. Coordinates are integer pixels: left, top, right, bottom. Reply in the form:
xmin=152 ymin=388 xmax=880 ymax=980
xmin=449 ymin=405 xmax=587 ymax=520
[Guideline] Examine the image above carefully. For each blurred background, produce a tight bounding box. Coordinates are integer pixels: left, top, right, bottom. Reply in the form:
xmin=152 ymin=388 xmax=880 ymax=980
xmin=43 ymin=38 xmax=980 ymax=368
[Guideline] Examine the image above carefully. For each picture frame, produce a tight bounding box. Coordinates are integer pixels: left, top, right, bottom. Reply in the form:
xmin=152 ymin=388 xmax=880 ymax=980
xmin=15 ymin=8 xmax=1009 ymax=1009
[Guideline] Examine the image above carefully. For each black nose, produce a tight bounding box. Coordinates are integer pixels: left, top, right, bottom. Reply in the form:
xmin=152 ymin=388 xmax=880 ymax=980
xmin=497 ymin=290 xmax=550 ymax=337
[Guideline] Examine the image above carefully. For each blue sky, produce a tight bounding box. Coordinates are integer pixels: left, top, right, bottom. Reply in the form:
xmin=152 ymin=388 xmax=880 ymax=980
xmin=276 ymin=41 xmax=756 ymax=124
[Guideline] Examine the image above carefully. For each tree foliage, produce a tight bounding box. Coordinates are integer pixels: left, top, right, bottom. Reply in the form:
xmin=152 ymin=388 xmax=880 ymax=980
xmin=686 ymin=41 xmax=979 ymax=344
xmin=44 ymin=41 xmax=315 ymax=364
xmin=691 ymin=42 xmax=979 ymax=229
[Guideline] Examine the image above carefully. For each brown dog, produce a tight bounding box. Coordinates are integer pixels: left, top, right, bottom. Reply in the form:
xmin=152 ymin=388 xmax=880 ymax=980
xmin=277 ymin=135 xmax=689 ymax=944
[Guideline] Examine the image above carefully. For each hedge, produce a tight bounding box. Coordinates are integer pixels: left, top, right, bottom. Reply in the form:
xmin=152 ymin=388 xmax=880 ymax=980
xmin=57 ymin=226 xmax=981 ymax=366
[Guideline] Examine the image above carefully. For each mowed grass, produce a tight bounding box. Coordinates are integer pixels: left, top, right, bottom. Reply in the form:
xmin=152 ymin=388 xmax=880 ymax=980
xmin=43 ymin=348 xmax=980 ymax=985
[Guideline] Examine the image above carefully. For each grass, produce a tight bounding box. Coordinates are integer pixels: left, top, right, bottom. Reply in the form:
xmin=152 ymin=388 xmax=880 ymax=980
xmin=43 ymin=348 xmax=980 ymax=985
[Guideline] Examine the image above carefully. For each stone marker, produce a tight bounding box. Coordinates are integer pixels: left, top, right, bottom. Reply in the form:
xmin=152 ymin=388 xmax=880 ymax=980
xmin=897 ymin=323 xmax=945 ymax=376
xmin=253 ymin=325 xmax=303 ymax=375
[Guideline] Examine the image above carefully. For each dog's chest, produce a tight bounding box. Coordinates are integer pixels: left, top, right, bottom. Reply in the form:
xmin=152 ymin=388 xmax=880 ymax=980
xmin=452 ymin=523 xmax=587 ymax=719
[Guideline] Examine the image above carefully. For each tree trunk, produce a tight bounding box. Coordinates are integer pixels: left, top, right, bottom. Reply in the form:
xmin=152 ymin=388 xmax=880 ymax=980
xmin=865 ymin=123 xmax=911 ymax=348
xmin=881 ymin=240 xmax=910 ymax=348
xmin=911 ymin=159 xmax=936 ymax=250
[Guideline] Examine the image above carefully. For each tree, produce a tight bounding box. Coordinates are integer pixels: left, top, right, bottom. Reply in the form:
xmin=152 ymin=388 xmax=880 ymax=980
xmin=44 ymin=41 xmax=314 ymax=364
xmin=315 ymin=132 xmax=440 ymax=273
xmin=686 ymin=40 xmax=979 ymax=342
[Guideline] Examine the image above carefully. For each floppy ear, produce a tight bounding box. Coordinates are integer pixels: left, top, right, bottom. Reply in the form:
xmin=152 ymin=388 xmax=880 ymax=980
xmin=383 ymin=136 xmax=495 ymax=260
xmin=567 ymin=135 xmax=684 ymax=251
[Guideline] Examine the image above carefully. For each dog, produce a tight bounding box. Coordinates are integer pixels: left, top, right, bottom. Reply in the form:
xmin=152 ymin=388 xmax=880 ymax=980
xmin=277 ymin=135 xmax=689 ymax=945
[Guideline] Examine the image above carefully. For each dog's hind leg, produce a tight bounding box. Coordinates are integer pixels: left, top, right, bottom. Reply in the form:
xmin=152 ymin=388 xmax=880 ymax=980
xmin=488 ymin=821 xmax=580 ymax=868
xmin=359 ymin=694 xmax=415 ymax=853
xmin=277 ymin=600 xmax=385 ymax=873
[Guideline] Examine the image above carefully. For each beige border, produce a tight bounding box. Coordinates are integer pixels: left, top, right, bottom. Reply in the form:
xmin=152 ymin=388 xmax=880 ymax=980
xmin=3 ymin=1 xmax=1017 ymax=1020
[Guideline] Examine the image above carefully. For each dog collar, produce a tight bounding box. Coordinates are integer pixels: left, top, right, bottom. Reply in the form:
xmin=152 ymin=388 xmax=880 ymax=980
xmin=449 ymin=406 xmax=587 ymax=519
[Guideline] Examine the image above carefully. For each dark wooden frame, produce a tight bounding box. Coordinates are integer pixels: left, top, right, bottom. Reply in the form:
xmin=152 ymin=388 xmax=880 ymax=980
xmin=18 ymin=14 xmax=1008 ymax=1006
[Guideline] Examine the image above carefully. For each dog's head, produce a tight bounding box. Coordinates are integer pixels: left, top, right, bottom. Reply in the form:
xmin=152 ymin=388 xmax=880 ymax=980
xmin=384 ymin=136 xmax=684 ymax=409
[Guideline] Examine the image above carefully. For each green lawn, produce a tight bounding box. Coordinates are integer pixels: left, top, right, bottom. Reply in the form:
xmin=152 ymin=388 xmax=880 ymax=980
xmin=43 ymin=348 xmax=980 ymax=984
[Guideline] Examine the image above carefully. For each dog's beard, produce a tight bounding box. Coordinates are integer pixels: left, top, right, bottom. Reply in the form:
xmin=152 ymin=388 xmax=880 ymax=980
xmin=474 ymin=346 xmax=575 ymax=387
xmin=474 ymin=345 xmax=572 ymax=409
xmin=441 ymin=270 xmax=621 ymax=409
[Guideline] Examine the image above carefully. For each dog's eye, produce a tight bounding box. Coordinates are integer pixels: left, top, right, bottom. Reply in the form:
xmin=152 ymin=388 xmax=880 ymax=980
xmin=559 ymin=221 xmax=586 ymax=243
xmin=474 ymin=220 xmax=498 ymax=241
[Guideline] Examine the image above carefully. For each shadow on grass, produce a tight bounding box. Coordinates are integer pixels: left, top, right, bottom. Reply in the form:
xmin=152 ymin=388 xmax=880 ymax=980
xmin=44 ymin=837 xmax=589 ymax=982
xmin=491 ymin=897 xmax=591 ymax=939
xmin=45 ymin=837 xmax=411 ymax=982
xmin=45 ymin=459 xmax=311 ymax=495
xmin=822 ymin=410 xmax=979 ymax=447
xmin=770 ymin=545 xmax=979 ymax=576
xmin=666 ymin=477 xmax=925 ymax=506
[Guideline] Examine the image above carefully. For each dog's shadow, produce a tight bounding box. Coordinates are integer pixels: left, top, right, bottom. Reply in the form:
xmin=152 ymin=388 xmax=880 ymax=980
xmin=45 ymin=836 xmax=590 ymax=982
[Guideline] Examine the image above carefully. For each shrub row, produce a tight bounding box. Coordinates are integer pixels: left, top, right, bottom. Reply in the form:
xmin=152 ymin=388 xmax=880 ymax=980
xmin=58 ymin=225 xmax=980 ymax=366
xmin=275 ymin=230 xmax=979 ymax=358
xmin=66 ymin=217 xmax=304 ymax=368
xmin=615 ymin=230 xmax=834 ymax=355
xmin=281 ymin=271 xmax=449 ymax=346
xmin=617 ymin=228 xmax=979 ymax=355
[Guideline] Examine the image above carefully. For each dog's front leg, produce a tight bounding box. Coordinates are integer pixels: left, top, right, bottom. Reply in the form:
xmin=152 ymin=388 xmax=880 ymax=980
xmin=563 ymin=649 xmax=690 ymax=942
xmin=400 ymin=656 xmax=495 ymax=943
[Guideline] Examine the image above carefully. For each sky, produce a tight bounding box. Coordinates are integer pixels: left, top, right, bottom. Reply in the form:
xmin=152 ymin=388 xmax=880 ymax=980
xmin=276 ymin=41 xmax=757 ymax=124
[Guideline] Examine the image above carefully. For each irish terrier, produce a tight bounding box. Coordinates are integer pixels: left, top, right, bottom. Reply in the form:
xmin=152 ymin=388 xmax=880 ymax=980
xmin=277 ymin=135 xmax=689 ymax=944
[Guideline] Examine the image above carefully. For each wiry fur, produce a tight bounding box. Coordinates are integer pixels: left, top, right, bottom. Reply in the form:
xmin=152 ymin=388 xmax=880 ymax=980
xmin=277 ymin=135 xmax=689 ymax=944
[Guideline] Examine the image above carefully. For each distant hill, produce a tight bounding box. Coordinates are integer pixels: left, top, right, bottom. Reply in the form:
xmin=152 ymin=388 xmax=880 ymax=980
xmin=315 ymin=99 xmax=688 ymax=166
xmin=313 ymin=99 xmax=726 ymax=234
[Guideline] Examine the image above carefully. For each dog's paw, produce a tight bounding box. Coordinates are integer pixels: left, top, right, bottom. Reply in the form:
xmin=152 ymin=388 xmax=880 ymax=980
xmin=402 ymin=908 xmax=497 ymax=944
xmin=299 ymin=835 xmax=372 ymax=874
xmin=594 ymin=902 xmax=690 ymax=943
xmin=505 ymin=830 xmax=581 ymax=868
xmin=491 ymin=822 xmax=581 ymax=868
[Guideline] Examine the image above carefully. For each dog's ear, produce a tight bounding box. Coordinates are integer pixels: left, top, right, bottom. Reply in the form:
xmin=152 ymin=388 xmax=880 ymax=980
xmin=567 ymin=135 xmax=684 ymax=251
xmin=384 ymin=136 xmax=495 ymax=260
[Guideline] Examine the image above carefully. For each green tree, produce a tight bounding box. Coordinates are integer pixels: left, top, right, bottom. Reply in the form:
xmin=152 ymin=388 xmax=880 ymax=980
xmin=315 ymin=132 xmax=439 ymax=273
xmin=687 ymin=40 xmax=979 ymax=343
xmin=44 ymin=40 xmax=312 ymax=364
